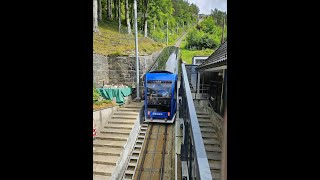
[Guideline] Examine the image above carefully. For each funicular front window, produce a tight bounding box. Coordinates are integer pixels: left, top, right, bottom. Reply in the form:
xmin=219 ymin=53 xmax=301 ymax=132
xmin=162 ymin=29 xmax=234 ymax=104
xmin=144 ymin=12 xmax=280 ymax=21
xmin=146 ymin=80 xmax=172 ymax=112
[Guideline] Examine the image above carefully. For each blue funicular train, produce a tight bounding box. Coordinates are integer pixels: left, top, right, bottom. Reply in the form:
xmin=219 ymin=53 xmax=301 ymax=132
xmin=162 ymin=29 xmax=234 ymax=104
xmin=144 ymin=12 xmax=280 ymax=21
xmin=144 ymin=70 xmax=178 ymax=123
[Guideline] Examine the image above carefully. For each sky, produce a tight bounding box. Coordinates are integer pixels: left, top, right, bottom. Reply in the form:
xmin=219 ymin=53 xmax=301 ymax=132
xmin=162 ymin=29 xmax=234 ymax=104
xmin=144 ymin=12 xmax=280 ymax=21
xmin=187 ymin=0 xmax=227 ymax=14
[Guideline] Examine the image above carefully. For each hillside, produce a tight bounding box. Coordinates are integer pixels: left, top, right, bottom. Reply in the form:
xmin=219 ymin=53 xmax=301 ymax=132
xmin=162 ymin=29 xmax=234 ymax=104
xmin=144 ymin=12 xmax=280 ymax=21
xmin=93 ymin=22 xmax=165 ymax=56
xmin=180 ymin=38 xmax=214 ymax=64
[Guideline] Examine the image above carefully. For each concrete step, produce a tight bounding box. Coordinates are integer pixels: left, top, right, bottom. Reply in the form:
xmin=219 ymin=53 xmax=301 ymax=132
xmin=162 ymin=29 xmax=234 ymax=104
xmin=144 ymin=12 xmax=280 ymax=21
xmin=208 ymin=160 xmax=222 ymax=170
xmin=206 ymin=152 xmax=222 ymax=161
xmin=195 ymin=107 xmax=205 ymax=111
xmin=111 ymin=115 xmax=137 ymax=119
xmin=203 ymin=139 xmax=220 ymax=146
xmin=114 ymin=111 xmax=139 ymax=115
xmin=123 ymin=104 xmax=143 ymax=108
xmin=199 ymin=122 xmax=213 ymax=127
xmin=205 ymin=145 xmax=222 ymax=152
xmin=134 ymin=146 xmax=142 ymax=151
xmin=132 ymin=150 xmax=141 ymax=154
xmin=124 ymin=176 xmax=133 ymax=180
xmin=93 ymin=147 xmax=122 ymax=156
xmin=129 ymin=158 xmax=138 ymax=164
xmin=137 ymin=135 xmax=145 ymax=139
xmin=117 ymin=108 xmax=141 ymax=112
xmin=198 ymin=119 xmax=212 ymax=123
xmin=135 ymin=144 xmax=142 ymax=148
xmin=195 ymin=110 xmax=207 ymax=114
xmin=130 ymin=156 xmax=139 ymax=160
xmin=93 ymin=139 xmax=126 ymax=148
xmin=100 ymin=129 xmax=131 ymax=135
xmin=196 ymin=112 xmax=209 ymax=115
xmin=197 ymin=114 xmax=210 ymax=119
xmin=201 ymin=133 xmax=217 ymax=139
xmin=128 ymin=162 xmax=137 ymax=167
xmin=93 ymin=155 xmax=119 ymax=165
xmin=200 ymin=128 xmax=216 ymax=133
xmin=93 ymin=174 xmax=111 ymax=180
xmin=125 ymin=170 xmax=135 ymax=175
xmin=141 ymin=123 xmax=148 ymax=127
xmin=96 ymin=134 xmax=128 ymax=141
xmin=108 ymin=120 xmax=136 ymax=125
xmin=93 ymin=164 xmax=115 ymax=176
xmin=211 ymin=170 xmax=221 ymax=179
xmin=104 ymin=124 xmax=133 ymax=130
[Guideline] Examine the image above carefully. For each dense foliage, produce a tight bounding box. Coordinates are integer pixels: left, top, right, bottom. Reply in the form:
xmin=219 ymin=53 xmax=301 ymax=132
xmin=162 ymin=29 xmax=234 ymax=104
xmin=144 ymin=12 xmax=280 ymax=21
xmin=185 ymin=9 xmax=227 ymax=50
xmin=94 ymin=0 xmax=199 ymax=42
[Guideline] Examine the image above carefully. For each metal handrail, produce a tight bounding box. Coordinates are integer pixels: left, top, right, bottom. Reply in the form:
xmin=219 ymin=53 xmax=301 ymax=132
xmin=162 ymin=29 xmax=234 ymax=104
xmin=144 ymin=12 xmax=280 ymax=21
xmin=180 ymin=63 xmax=212 ymax=179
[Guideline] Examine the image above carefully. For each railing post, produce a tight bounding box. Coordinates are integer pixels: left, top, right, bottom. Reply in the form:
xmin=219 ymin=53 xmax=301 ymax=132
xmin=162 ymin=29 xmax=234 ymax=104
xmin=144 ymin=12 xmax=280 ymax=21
xmin=189 ymin=127 xmax=192 ymax=179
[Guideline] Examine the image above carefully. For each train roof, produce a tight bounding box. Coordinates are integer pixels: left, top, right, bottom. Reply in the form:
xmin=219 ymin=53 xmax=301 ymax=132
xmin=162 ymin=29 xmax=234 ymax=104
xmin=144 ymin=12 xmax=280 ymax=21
xmin=148 ymin=70 xmax=173 ymax=74
xmin=145 ymin=71 xmax=177 ymax=81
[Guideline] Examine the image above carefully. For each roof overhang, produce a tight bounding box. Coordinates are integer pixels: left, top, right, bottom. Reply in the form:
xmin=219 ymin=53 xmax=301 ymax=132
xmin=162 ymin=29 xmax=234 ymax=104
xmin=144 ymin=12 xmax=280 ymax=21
xmin=197 ymin=59 xmax=227 ymax=72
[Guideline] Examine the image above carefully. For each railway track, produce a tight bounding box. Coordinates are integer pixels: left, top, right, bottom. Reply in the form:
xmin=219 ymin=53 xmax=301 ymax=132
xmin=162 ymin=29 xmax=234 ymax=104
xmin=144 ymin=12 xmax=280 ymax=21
xmin=175 ymin=33 xmax=187 ymax=47
xmin=122 ymin=122 xmax=149 ymax=180
xmin=123 ymin=123 xmax=174 ymax=180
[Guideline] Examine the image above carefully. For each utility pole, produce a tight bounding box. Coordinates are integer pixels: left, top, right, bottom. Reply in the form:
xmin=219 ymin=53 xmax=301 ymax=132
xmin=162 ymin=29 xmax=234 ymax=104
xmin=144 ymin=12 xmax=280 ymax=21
xmin=166 ymin=20 xmax=168 ymax=46
xmin=134 ymin=0 xmax=140 ymax=101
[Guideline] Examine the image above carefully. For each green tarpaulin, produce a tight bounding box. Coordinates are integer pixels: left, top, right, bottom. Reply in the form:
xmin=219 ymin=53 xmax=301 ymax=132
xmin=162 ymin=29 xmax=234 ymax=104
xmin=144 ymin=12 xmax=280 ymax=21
xmin=97 ymin=87 xmax=132 ymax=105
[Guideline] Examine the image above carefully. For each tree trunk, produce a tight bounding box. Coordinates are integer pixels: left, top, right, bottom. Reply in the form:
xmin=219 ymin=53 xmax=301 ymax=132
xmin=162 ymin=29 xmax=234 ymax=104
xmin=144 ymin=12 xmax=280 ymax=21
xmin=153 ymin=19 xmax=155 ymax=32
xmin=97 ymin=0 xmax=102 ymax=21
xmin=93 ymin=0 xmax=98 ymax=32
xmin=130 ymin=3 xmax=133 ymax=27
xmin=118 ymin=0 xmax=121 ymax=33
xmin=125 ymin=0 xmax=132 ymax=34
xmin=144 ymin=20 xmax=148 ymax=37
xmin=114 ymin=0 xmax=117 ymax=19
xmin=107 ymin=0 xmax=112 ymax=20
xmin=143 ymin=0 xmax=149 ymax=37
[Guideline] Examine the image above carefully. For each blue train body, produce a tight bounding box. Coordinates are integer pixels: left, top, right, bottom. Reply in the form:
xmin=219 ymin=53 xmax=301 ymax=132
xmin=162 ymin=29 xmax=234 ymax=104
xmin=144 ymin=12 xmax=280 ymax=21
xmin=144 ymin=71 xmax=178 ymax=123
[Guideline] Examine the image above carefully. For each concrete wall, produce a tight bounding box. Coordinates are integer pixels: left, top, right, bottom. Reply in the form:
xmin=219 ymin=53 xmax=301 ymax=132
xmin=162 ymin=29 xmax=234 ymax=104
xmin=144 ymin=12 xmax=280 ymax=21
xmin=93 ymin=96 xmax=132 ymax=134
xmin=93 ymin=106 xmax=117 ymax=134
xmin=205 ymin=106 xmax=224 ymax=148
xmin=194 ymin=100 xmax=224 ymax=147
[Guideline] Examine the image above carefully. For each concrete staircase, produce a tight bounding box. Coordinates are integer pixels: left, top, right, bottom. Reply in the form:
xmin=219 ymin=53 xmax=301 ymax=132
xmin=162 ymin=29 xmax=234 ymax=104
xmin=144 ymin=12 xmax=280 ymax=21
xmin=93 ymin=102 xmax=143 ymax=180
xmin=196 ymin=108 xmax=222 ymax=180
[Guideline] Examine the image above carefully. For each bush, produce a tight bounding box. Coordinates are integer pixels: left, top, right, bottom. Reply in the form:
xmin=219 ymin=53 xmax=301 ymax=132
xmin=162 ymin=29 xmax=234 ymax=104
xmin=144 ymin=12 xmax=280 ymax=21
xmin=201 ymin=17 xmax=215 ymax=34
xmin=186 ymin=29 xmax=219 ymax=50
xmin=151 ymin=30 xmax=166 ymax=41
xmin=93 ymin=88 xmax=100 ymax=102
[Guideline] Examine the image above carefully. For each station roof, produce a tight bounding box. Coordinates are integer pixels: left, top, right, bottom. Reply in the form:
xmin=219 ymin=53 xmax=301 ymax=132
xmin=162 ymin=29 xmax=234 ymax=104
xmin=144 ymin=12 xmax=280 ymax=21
xmin=197 ymin=41 xmax=227 ymax=71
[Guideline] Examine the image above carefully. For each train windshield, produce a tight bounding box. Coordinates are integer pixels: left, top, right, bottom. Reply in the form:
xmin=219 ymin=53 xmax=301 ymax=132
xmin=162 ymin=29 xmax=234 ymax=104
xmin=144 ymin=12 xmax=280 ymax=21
xmin=146 ymin=80 xmax=172 ymax=112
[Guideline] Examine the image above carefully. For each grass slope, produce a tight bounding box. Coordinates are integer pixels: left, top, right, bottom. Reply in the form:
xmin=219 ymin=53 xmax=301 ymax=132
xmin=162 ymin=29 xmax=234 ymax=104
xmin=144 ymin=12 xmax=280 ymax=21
xmin=93 ymin=21 xmax=165 ymax=56
xmin=179 ymin=39 xmax=214 ymax=64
